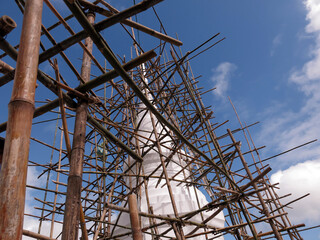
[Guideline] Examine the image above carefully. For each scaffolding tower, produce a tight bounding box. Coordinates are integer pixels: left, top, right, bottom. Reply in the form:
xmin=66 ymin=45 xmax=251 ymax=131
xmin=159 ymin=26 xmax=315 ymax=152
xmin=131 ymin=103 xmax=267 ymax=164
xmin=0 ymin=0 xmax=315 ymax=239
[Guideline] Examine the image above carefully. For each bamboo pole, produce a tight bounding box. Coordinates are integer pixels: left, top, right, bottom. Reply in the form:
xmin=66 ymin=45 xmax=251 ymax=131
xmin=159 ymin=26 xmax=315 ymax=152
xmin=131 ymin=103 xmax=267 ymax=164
xmin=0 ymin=59 xmax=14 ymax=74
xmin=54 ymin=59 xmax=72 ymax=157
xmin=62 ymin=12 xmax=95 ymax=240
xmin=61 ymin=103 xmax=87 ymax=240
xmin=128 ymin=194 xmax=143 ymax=240
xmin=0 ymin=0 xmax=43 ymax=239
xmin=22 ymin=229 xmax=56 ymax=240
xmin=50 ymin=130 xmax=64 ymax=238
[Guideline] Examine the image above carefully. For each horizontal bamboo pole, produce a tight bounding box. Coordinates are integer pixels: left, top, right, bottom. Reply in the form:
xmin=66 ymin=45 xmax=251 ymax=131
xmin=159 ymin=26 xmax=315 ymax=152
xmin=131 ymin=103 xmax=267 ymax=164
xmin=23 ymin=230 xmax=55 ymax=240
xmin=78 ymin=0 xmax=182 ymax=46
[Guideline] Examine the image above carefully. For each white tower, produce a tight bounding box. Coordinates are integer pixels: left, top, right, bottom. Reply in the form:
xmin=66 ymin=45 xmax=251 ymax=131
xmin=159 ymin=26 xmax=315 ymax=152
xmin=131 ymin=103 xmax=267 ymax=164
xmin=111 ymin=67 xmax=224 ymax=240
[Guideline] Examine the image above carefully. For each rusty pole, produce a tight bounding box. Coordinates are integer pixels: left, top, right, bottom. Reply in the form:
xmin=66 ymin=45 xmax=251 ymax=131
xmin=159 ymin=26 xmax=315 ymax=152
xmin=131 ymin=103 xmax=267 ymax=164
xmin=0 ymin=0 xmax=43 ymax=239
xmin=61 ymin=12 xmax=95 ymax=240
xmin=128 ymin=194 xmax=143 ymax=240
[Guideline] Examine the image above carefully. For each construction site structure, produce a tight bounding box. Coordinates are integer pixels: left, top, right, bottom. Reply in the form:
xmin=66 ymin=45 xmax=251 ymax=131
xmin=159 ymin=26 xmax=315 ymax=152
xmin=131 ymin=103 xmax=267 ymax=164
xmin=0 ymin=0 xmax=317 ymax=240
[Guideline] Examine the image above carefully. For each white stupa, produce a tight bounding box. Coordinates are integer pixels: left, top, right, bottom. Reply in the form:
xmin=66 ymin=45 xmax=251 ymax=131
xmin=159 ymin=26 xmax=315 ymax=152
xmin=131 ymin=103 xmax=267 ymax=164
xmin=111 ymin=66 xmax=224 ymax=239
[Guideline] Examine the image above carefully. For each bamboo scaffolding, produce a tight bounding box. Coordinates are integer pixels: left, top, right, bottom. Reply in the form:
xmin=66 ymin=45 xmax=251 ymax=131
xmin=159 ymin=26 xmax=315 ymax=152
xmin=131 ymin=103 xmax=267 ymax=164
xmin=0 ymin=1 xmax=315 ymax=239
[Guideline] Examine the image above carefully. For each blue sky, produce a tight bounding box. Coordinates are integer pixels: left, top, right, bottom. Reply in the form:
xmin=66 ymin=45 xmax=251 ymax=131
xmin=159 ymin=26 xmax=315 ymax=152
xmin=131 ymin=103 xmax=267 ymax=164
xmin=1 ymin=0 xmax=320 ymax=239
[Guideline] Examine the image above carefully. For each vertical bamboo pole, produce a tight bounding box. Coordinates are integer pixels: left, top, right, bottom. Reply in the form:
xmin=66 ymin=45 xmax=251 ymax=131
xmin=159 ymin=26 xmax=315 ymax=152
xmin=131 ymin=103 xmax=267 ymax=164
xmin=128 ymin=194 xmax=143 ymax=240
xmin=61 ymin=12 xmax=95 ymax=240
xmin=0 ymin=0 xmax=43 ymax=239
xmin=50 ymin=130 xmax=64 ymax=238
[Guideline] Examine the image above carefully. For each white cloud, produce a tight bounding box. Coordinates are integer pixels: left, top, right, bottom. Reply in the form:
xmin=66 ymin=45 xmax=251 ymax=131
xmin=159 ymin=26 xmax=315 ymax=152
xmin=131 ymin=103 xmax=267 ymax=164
xmin=270 ymin=159 xmax=320 ymax=224
xmin=211 ymin=62 xmax=237 ymax=99
xmin=305 ymin=0 xmax=320 ymax=33
xmin=26 ymin=167 xmax=43 ymax=187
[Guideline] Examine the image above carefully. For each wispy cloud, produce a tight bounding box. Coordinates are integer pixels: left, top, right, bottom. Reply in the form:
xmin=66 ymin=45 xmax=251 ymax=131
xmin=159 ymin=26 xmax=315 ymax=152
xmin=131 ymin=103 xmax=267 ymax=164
xmin=211 ymin=62 xmax=237 ymax=99
xmin=270 ymin=34 xmax=282 ymax=56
